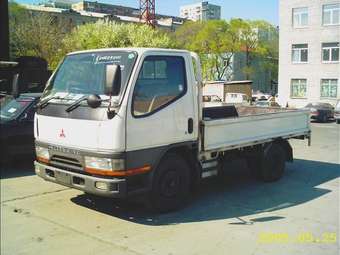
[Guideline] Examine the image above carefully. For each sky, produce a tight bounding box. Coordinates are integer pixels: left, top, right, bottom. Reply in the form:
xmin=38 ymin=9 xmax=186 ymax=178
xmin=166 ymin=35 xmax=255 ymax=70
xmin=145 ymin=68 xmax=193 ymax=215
xmin=15 ymin=0 xmax=279 ymax=26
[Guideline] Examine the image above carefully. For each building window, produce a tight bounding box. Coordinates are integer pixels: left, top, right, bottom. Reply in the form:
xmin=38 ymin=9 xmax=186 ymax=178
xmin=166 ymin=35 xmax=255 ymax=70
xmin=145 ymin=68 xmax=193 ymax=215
xmin=321 ymin=79 xmax=338 ymax=98
xmin=291 ymin=79 xmax=307 ymax=98
xmin=323 ymin=4 xmax=340 ymax=25
xmin=293 ymin=7 xmax=308 ymax=27
xmin=292 ymin=44 xmax=308 ymax=63
xmin=322 ymin=42 xmax=339 ymax=62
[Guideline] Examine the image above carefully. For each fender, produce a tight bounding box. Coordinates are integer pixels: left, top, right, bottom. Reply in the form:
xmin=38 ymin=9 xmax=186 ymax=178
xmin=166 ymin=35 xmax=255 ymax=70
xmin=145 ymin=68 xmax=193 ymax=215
xmin=243 ymin=138 xmax=293 ymax=162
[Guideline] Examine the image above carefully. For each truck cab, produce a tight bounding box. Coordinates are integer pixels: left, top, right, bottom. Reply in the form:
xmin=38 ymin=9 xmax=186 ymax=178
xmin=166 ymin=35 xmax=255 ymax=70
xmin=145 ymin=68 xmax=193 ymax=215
xmin=32 ymin=48 xmax=201 ymax=213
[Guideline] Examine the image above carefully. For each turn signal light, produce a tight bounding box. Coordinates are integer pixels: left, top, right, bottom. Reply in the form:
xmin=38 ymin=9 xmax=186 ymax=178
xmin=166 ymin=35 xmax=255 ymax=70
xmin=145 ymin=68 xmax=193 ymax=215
xmin=84 ymin=166 xmax=151 ymax=177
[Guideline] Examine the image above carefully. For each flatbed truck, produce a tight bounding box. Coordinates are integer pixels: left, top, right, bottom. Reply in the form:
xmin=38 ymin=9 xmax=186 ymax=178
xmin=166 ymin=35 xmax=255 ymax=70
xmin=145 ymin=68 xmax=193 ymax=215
xmin=13 ymin=48 xmax=311 ymax=213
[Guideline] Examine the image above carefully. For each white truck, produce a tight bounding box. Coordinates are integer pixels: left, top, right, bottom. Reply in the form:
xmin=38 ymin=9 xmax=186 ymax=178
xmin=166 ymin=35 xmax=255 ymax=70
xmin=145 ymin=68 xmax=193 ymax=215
xmin=224 ymin=92 xmax=250 ymax=105
xmin=13 ymin=48 xmax=311 ymax=213
xmin=202 ymin=94 xmax=224 ymax=107
xmin=203 ymin=93 xmax=250 ymax=107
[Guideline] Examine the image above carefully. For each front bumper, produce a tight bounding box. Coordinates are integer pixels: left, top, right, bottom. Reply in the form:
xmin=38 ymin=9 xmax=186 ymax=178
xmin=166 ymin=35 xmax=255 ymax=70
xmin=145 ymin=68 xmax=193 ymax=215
xmin=34 ymin=161 xmax=126 ymax=197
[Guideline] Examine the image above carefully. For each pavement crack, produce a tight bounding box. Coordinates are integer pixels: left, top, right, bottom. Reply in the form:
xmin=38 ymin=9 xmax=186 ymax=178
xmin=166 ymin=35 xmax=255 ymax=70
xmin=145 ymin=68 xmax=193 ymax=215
xmin=1 ymin=188 xmax=71 ymax=203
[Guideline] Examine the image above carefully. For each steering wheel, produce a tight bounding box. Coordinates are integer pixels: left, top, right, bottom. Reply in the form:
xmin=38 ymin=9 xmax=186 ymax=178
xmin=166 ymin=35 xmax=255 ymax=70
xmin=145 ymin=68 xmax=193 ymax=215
xmin=148 ymin=93 xmax=168 ymax=112
xmin=134 ymin=91 xmax=148 ymax=100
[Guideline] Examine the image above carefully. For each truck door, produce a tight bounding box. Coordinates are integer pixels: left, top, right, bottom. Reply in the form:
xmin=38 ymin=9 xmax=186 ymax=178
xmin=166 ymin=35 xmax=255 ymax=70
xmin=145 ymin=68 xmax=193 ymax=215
xmin=126 ymin=55 xmax=197 ymax=151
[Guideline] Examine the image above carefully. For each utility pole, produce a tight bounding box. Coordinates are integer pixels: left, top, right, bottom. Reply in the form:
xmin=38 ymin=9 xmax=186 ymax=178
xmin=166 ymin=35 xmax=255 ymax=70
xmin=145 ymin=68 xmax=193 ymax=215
xmin=139 ymin=0 xmax=156 ymax=29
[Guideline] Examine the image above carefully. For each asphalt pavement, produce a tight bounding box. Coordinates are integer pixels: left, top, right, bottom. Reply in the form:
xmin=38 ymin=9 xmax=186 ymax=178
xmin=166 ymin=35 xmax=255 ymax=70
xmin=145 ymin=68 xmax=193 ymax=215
xmin=1 ymin=121 xmax=339 ymax=255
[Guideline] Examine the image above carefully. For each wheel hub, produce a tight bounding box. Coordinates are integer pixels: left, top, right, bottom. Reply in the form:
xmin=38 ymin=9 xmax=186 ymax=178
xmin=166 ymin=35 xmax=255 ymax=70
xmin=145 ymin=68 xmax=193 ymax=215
xmin=161 ymin=171 xmax=180 ymax=197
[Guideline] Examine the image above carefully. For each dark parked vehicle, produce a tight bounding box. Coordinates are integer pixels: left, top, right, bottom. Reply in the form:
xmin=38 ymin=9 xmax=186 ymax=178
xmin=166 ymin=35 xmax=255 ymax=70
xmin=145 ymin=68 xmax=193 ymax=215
xmin=1 ymin=93 xmax=41 ymax=164
xmin=304 ymin=102 xmax=334 ymax=123
xmin=254 ymin=101 xmax=281 ymax=107
xmin=334 ymin=99 xmax=340 ymax=124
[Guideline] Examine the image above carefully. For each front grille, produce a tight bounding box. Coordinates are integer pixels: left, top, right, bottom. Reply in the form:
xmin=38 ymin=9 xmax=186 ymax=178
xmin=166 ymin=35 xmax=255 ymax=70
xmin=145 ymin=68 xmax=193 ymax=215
xmin=50 ymin=155 xmax=83 ymax=171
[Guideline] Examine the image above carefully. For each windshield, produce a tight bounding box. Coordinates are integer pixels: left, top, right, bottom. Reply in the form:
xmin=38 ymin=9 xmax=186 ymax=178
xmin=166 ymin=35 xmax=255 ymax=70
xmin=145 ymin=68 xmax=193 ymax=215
xmin=203 ymin=95 xmax=221 ymax=102
xmin=41 ymin=50 xmax=137 ymax=103
xmin=0 ymin=96 xmax=34 ymax=120
xmin=306 ymin=103 xmax=322 ymax=107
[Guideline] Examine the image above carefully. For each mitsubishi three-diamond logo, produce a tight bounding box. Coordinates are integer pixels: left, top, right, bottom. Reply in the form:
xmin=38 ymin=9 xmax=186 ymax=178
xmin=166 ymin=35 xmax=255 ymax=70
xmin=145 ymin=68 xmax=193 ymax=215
xmin=60 ymin=129 xmax=66 ymax=138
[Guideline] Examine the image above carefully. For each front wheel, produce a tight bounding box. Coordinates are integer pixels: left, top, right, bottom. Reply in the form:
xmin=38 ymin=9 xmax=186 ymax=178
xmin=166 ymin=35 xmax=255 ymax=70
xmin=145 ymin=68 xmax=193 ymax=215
xmin=260 ymin=144 xmax=286 ymax=182
xmin=143 ymin=153 xmax=191 ymax=213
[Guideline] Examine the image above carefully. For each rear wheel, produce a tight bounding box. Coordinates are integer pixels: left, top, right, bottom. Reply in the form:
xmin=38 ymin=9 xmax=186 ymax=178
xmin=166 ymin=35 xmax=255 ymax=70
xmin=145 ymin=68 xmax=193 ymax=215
xmin=260 ymin=144 xmax=285 ymax=182
xmin=320 ymin=114 xmax=327 ymax=123
xmin=143 ymin=153 xmax=191 ymax=213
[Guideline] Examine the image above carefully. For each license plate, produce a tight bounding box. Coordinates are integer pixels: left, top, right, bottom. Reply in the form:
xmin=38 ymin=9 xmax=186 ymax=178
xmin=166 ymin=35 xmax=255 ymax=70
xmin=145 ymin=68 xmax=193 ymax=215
xmin=56 ymin=171 xmax=71 ymax=185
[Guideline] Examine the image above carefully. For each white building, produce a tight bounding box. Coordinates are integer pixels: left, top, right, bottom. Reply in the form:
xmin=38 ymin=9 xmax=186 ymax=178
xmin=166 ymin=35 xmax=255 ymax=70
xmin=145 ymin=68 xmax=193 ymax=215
xmin=180 ymin=2 xmax=221 ymax=21
xmin=278 ymin=0 xmax=339 ymax=108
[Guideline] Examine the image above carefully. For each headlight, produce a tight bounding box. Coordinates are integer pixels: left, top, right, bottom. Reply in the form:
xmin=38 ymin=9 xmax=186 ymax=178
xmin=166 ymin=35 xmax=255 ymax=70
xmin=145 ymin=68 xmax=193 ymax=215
xmin=36 ymin=146 xmax=50 ymax=163
xmin=84 ymin=156 xmax=124 ymax=171
xmin=83 ymin=156 xmax=151 ymax=177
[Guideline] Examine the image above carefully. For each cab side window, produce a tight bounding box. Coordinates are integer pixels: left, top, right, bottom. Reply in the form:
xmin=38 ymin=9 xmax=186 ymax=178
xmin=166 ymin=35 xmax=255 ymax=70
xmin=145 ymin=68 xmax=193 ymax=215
xmin=133 ymin=56 xmax=186 ymax=116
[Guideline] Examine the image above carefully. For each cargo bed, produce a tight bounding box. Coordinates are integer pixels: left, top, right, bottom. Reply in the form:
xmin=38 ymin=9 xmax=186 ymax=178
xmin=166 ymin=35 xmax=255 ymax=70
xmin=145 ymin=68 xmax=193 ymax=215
xmin=202 ymin=106 xmax=311 ymax=152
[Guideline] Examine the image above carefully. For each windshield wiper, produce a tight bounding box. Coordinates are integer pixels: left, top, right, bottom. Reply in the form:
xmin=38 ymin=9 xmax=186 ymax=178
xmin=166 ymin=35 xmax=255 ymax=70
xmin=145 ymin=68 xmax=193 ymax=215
xmin=38 ymin=96 xmax=60 ymax=109
xmin=65 ymin=95 xmax=87 ymax=113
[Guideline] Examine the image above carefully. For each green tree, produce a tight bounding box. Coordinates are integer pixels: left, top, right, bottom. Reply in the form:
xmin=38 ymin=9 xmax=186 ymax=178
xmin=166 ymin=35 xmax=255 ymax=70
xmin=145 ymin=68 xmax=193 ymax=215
xmin=256 ymin=22 xmax=279 ymax=85
xmin=53 ymin=19 xmax=176 ymax=70
xmin=172 ymin=21 xmax=207 ymax=49
xmin=188 ymin=19 xmax=248 ymax=81
xmin=9 ymin=1 xmax=69 ymax=67
xmin=238 ymin=20 xmax=278 ymax=80
xmin=64 ymin=19 xmax=175 ymax=50
xmin=188 ymin=20 xmax=229 ymax=80
xmin=171 ymin=18 xmax=278 ymax=83
xmin=9 ymin=2 xmax=176 ymax=71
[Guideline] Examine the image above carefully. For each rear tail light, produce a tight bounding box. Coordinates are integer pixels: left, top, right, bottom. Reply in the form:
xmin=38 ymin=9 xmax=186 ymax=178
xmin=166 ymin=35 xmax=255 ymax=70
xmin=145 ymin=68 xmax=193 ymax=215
xmin=310 ymin=110 xmax=319 ymax=114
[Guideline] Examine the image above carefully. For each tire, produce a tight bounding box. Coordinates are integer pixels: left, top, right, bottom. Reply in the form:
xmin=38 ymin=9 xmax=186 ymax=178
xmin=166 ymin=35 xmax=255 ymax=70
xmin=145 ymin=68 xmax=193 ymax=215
xmin=320 ymin=115 xmax=327 ymax=123
xmin=143 ymin=152 xmax=191 ymax=213
xmin=336 ymin=119 xmax=340 ymax=124
xmin=248 ymin=156 xmax=262 ymax=180
xmin=260 ymin=144 xmax=285 ymax=182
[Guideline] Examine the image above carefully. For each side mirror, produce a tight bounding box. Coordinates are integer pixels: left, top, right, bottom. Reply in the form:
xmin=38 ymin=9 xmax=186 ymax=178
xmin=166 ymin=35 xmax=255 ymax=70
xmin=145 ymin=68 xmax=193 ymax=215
xmin=105 ymin=65 xmax=121 ymax=96
xmin=87 ymin=94 xmax=102 ymax=108
xmin=12 ymin=74 xmax=20 ymax=99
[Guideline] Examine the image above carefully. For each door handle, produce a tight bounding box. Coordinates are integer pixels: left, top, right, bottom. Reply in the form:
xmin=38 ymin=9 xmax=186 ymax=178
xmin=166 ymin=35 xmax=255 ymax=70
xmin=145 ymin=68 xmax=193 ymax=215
xmin=188 ymin=118 xmax=193 ymax=134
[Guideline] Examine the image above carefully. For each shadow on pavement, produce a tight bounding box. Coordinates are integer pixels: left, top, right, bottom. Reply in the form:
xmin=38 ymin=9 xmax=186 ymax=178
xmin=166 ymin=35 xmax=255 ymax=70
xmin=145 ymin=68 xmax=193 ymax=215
xmin=70 ymin=158 xmax=339 ymax=225
xmin=311 ymin=119 xmax=336 ymax=124
xmin=0 ymin=159 xmax=36 ymax=179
